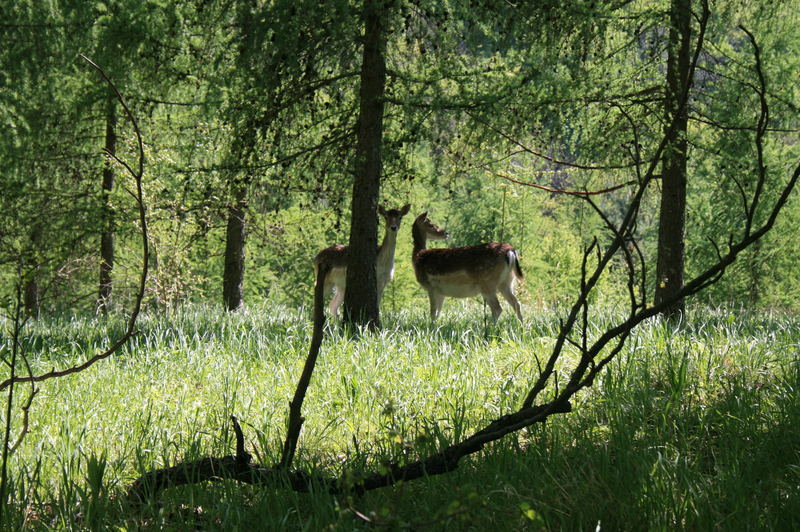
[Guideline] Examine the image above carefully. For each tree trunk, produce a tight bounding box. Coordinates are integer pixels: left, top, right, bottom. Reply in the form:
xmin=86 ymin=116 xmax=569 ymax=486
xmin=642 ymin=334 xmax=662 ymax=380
xmin=23 ymin=278 xmax=40 ymax=318
xmin=747 ymin=239 xmax=762 ymax=304
xmin=343 ymin=0 xmax=388 ymax=328
xmin=24 ymin=225 xmax=42 ymax=318
xmin=223 ymin=180 xmax=247 ymax=311
xmin=98 ymin=97 xmax=116 ymax=313
xmin=654 ymin=0 xmax=691 ymax=318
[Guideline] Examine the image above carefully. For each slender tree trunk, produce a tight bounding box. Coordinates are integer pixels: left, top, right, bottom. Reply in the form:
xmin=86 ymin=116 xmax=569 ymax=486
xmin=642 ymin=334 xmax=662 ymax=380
xmin=747 ymin=239 xmax=762 ymax=304
xmin=654 ymin=0 xmax=691 ymax=318
xmin=98 ymin=97 xmax=116 ymax=313
xmin=343 ymin=0 xmax=388 ymax=328
xmin=23 ymin=225 xmax=42 ymax=318
xmin=223 ymin=179 xmax=247 ymax=311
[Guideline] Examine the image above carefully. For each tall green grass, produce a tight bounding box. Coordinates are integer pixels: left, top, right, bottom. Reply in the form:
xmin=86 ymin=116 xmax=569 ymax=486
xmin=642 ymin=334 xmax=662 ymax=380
xmin=1 ymin=303 xmax=799 ymax=529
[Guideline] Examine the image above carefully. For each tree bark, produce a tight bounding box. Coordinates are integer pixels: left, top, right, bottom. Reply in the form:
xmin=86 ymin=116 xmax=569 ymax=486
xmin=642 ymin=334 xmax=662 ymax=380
xmin=343 ymin=0 xmax=388 ymax=328
xmin=23 ymin=224 xmax=42 ymax=318
xmin=223 ymin=180 xmax=247 ymax=311
xmin=23 ymin=277 xmax=39 ymax=318
xmin=747 ymin=239 xmax=762 ymax=304
xmin=98 ymin=96 xmax=116 ymax=313
xmin=654 ymin=0 xmax=691 ymax=318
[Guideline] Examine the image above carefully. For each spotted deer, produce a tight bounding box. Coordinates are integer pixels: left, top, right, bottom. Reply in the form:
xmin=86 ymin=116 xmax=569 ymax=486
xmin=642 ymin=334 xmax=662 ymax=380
xmin=314 ymin=204 xmax=411 ymax=317
xmin=411 ymin=212 xmax=523 ymax=322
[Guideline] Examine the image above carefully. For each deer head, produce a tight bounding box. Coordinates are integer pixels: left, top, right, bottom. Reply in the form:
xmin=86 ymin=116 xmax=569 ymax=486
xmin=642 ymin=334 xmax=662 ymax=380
xmin=378 ymin=204 xmax=411 ymax=233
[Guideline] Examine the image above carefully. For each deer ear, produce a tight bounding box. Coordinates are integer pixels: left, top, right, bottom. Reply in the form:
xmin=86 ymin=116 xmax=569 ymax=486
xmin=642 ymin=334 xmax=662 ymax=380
xmin=377 ymin=205 xmax=386 ymax=216
xmin=401 ymin=204 xmax=411 ymax=215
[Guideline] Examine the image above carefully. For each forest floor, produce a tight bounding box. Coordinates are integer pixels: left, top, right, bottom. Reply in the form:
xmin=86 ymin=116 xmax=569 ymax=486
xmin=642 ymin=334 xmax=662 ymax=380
xmin=3 ymin=302 xmax=800 ymax=530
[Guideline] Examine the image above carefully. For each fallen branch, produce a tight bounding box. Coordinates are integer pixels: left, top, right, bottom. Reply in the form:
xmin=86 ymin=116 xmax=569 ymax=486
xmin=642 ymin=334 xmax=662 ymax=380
xmin=128 ymin=417 xmax=332 ymax=499
xmin=128 ymin=401 xmax=571 ymax=499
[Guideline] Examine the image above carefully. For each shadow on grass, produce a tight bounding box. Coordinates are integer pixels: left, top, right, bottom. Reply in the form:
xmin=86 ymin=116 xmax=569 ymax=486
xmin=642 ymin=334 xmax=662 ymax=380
xmin=8 ymin=355 xmax=799 ymax=530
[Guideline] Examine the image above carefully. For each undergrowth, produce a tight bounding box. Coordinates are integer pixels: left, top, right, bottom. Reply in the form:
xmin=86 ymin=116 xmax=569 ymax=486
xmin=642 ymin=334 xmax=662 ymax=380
xmin=1 ymin=303 xmax=799 ymax=530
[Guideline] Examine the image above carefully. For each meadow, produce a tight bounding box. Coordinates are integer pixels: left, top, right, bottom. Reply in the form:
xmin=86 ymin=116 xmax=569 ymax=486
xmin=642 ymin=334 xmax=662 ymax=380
xmin=2 ymin=302 xmax=800 ymax=530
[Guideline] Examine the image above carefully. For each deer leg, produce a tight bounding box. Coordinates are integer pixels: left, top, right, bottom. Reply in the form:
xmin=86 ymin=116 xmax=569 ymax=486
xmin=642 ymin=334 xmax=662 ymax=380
xmin=500 ymin=284 xmax=523 ymax=322
xmin=329 ymin=286 xmax=345 ymax=317
xmin=376 ymin=278 xmax=388 ymax=306
xmin=483 ymin=293 xmax=503 ymax=321
xmin=428 ymin=292 xmax=445 ymax=321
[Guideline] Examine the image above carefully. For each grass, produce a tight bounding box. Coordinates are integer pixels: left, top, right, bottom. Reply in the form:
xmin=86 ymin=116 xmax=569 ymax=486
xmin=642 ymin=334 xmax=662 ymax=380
xmin=1 ymin=302 xmax=800 ymax=530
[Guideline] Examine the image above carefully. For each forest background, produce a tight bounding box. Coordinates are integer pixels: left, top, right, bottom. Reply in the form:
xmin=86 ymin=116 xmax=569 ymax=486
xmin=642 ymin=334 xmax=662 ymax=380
xmin=3 ymin=0 xmax=799 ymax=316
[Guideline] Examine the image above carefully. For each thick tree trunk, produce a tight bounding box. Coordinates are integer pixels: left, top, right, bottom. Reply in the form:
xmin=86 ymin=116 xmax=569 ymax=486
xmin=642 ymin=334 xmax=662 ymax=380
xmin=343 ymin=0 xmax=388 ymax=328
xmin=23 ymin=278 xmax=40 ymax=318
xmin=98 ymin=97 xmax=116 ymax=313
xmin=654 ymin=0 xmax=691 ymax=318
xmin=223 ymin=181 xmax=247 ymax=311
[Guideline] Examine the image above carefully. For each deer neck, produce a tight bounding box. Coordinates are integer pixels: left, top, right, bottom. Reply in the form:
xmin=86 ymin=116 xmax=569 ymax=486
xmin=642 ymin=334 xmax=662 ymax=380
xmin=377 ymin=224 xmax=398 ymax=267
xmin=411 ymin=223 xmax=428 ymax=257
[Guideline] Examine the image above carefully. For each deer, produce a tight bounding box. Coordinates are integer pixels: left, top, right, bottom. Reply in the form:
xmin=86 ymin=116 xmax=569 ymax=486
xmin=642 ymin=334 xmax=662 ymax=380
xmin=314 ymin=204 xmax=411 ymax=317
xmin=411 ymin=212 xmax=524 ymax=322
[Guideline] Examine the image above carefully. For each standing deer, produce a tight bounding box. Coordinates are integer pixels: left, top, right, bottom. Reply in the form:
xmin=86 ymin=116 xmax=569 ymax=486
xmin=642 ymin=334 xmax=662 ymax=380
xmin=314 ymin=204 xmax=411 ymax=317
xmin=411 ymin=212 xmax=524 ymax=322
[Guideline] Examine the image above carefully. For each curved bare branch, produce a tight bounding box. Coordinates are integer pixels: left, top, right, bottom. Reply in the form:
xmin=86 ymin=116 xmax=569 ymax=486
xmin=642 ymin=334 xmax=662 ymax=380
xmin=0 ymin=56 xmax=149 ymax=392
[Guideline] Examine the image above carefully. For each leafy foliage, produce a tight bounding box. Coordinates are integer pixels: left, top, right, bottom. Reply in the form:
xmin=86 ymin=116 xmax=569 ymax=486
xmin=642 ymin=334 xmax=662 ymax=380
xmin=2 ymin=0 xmax=798 ymax=312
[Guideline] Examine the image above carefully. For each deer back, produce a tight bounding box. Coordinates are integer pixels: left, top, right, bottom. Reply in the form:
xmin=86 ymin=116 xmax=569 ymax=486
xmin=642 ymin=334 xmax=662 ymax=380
xmin=314 ymin=245 xmax=350 ymax=268
xmin=413 ymin=242 xmax=520 ymax=283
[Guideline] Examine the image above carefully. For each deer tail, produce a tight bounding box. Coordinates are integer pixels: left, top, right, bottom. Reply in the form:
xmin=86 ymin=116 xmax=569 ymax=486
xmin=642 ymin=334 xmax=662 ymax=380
xmin=508 ymin=249 xmax=523 ymax=279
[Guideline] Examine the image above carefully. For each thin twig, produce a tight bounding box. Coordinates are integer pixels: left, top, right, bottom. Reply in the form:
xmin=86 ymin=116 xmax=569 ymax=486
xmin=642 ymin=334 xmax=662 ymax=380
xmin=480 ymin=164 xmax=636 ymax=196
xmin=279 ymin=263 xmax=330 ymax=469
